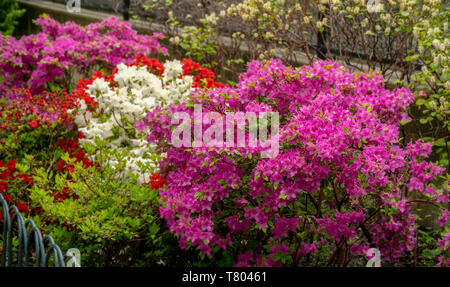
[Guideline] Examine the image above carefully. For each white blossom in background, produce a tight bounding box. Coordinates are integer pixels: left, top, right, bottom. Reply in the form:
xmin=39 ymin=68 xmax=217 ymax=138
xmin=162 ymin=60 xmax=183 ymax=83
xmin=73 ymin=60 xmax=194 ymax=184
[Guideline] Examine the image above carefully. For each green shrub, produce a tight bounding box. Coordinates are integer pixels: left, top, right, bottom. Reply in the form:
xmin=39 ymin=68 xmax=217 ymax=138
xmin=29 ymin=142 xmax=162 ymax=266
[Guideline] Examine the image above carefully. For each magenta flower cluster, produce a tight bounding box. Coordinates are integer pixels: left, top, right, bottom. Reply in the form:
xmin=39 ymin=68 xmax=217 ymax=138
xmin=139 ymin=59 xmax=449 ymax=266
xmin=0 ymin=15 xmax=167 ymax=93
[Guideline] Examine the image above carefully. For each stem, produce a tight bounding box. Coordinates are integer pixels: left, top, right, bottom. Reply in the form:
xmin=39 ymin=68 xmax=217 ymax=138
xmin=307 ymin=192 xmax=321 ymax=217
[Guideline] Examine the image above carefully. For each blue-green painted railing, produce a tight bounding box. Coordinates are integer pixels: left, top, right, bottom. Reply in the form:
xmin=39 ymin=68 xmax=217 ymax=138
xmin=0 ymin=193 xmax=79 ymax=267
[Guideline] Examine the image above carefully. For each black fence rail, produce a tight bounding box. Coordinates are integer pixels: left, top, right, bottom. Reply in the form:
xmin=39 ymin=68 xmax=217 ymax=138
xmin=0 ymin=194 xmax=79 ymax=267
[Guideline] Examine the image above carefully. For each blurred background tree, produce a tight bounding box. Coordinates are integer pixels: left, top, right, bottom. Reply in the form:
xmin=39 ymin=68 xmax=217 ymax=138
xmin=0 ymin=0 xmax=26 ymax=36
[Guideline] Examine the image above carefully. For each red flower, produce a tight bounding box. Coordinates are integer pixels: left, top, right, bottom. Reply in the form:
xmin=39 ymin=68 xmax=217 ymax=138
xmin=28 ymin=120 xmax=39 ymax=128
xmin=57 ymin=160 xmax=65 ymax=173
xmin=0 ymin=192 xmax=12 ymax=203
xmin=77 ymin=131 xmax=86 ymax=139
xmin=17 ymin=173 xmax=33 ymax=185
xmin=66 ymin=165 xmax=75 ymax=174
xmin=181 ymin=59 xmax=201 ymax=76
xmin=16 ymin=202 xmax=29 ymax=215
xmin=82 ymin=95 xmax=98 ymax=110
xmin=82 ymin=157 xmax=93 ymax=168
xmin=52 ymin=186 xmax=77 ymax=202
xmin=144 ymin=173 xmax=167 ymax=190
xmin=92 ymin=71 xmax=104 ymax=79
xmin=6 ymin=159 xmax=16 ymax=173
xmin=0 ymin=181 xmax=9 ymax=192
xmin=146 ymin=58 xmax=164 ymax=76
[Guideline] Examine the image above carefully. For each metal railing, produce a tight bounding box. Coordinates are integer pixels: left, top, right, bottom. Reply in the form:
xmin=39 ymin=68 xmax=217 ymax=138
xmin=0 ymin=194 xmax=79 ymax=267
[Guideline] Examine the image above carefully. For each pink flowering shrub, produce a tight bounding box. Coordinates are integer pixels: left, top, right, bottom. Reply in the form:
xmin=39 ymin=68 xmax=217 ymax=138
xmin=138 ymin=59 xmax=449 ymax=266
xmin=0 ymin=15 xmax=167 ymax=93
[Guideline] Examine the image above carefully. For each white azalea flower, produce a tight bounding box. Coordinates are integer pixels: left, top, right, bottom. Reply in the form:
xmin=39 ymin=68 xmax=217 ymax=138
xmin=163 ymin=60 xmax=183 ymax=82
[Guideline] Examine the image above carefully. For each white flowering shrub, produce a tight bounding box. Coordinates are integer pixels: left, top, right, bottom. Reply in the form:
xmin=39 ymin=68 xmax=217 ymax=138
xmin=71 ymin=56 xmax=221 ymax=183
xmin=408 ymin=7 xmax=449 ymax=168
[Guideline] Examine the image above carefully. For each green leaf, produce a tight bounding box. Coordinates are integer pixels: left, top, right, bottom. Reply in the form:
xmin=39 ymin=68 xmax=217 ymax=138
xmin=416 ymin=98 xmax=426 ymax=106
xmin=443 ymin=72 xmax=450 ymax=82
xmin=405 ymin=54 xmax=420 ymax=62
xmin=194 ymin=192 xmax=204 ymax=201
xmin=343 ymin=126 xmax=351 ymax=135
xmin=400 ymin=119 xmax=410 ymax=126
xmin=435 ymin=138 xmax=446 ymax=147
xmin=400 ymin=11 xmax=410 ymax=17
